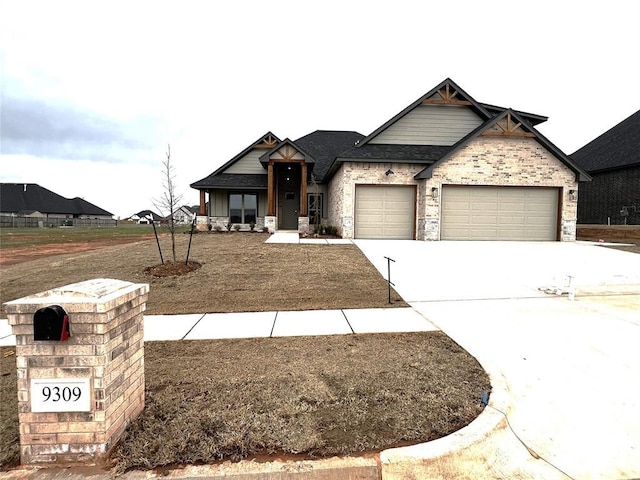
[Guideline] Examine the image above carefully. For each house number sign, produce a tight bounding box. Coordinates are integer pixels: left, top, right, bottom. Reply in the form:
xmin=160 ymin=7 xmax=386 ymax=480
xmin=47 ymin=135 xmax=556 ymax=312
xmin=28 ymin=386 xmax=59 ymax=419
xmin=30 ymin=378 xmax=91 ymax=412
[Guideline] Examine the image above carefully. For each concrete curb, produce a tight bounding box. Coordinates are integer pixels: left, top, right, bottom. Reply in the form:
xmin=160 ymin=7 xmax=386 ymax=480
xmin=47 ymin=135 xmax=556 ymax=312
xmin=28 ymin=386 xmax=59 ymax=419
xmin=379 ymin=358 xmax=510 ymax=478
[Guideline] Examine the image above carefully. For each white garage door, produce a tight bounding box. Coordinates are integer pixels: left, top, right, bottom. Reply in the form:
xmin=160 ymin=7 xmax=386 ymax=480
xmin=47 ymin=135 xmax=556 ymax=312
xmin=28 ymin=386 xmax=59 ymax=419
xmin=441 ymin=186 xmax=559 ymax=241
xmin=355 ymin=186 xmax=415 ymax=239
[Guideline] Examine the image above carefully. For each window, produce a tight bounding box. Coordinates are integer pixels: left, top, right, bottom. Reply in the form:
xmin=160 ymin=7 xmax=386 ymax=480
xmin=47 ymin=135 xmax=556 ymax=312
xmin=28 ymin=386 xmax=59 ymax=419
xmin=229 ymin=193 xmax=257 ymax=223
xmin=308 ymin=193 xmax=323 ymax=225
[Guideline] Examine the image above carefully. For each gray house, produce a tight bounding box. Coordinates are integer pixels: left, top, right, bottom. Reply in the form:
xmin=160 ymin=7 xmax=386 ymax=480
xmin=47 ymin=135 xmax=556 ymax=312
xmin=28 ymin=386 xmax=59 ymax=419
xmin=192 ymin=78 xmax=590 ymax=241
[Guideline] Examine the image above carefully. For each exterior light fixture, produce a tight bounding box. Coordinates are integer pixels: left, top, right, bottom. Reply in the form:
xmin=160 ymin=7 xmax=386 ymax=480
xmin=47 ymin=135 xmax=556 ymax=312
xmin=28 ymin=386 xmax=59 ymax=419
xmin=431 ymin=187 xmax=439 ymax=200
xmin=385 ymin=169 xmax=394 ymax=176
xmin=569 ymin=189 xmax=576 ymax=201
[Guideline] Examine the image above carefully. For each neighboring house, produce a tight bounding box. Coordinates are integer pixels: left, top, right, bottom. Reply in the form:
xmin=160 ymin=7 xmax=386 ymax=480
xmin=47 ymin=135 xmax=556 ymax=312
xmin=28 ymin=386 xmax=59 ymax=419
xmin=0 ymin=183 xmax=113 ymax=221
xmin=128 ymin=210 xmax=163 ymax=224
xmin=170 ymin=205 xmax=199 ymax=224
xmin=571 ymin=110 xmax=640 ymax=225
xmin=191 ymin=78 xmax=590 ymax=241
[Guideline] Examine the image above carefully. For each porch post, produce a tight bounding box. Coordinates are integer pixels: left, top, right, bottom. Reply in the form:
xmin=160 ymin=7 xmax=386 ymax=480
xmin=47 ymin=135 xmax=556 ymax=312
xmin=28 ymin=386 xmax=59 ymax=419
xmin=199 ymin=190 xmax=206 ymax=216
xmin=267 ymin=163 xmax=275 ymax=216
xmin=300 ymin=163 xmax=307 ymax=216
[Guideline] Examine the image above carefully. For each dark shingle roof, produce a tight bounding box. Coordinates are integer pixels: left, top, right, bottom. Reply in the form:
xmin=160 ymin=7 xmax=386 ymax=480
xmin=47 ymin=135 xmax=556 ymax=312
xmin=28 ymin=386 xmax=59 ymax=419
xmin=191 ymin=173 xmax=268 ymax=189
xmin=293 ymin=130 xmax=364 ymax=181
xmin=338 ymin=144 xmax=451 ymax=162
xmin=0 ymin=183 xmax=113 ymax=216
xmin=131 ymin=210 xmax=163 ymax=221
xmin=571 ymin=110 xmax=640 ymax=173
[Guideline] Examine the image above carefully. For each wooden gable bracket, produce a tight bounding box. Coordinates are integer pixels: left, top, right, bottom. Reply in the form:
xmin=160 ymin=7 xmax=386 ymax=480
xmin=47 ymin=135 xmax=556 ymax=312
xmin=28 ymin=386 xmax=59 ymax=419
xmin=274 ymin=144 xmax=301 ymax=161
xmin=255 ymin=133 xmax=279 ymax=149
xmin=481 ymin=112 xmax=536 ymax=138
xmin=422 ymin=83 xmax=472 ymax=106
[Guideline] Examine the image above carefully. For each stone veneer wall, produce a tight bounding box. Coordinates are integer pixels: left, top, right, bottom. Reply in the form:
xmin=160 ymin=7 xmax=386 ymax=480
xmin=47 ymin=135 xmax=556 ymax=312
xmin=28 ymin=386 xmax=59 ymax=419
xmin=423 ymin=137 xmax=578 ymax=241
xmin=4 ymin=278 xmax=149 ymax=465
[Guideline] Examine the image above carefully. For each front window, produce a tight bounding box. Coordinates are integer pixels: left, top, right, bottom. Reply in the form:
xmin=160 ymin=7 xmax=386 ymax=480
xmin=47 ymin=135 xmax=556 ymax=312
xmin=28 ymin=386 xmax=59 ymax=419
xmin=308 ymin=193 xmax=323 ymax=225
xmin=229 ymin=193 xmax=257 ymax=223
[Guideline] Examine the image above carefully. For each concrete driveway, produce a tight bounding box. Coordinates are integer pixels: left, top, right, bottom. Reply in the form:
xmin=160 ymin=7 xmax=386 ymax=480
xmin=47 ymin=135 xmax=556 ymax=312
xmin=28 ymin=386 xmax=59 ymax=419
xmin=355 ymin=240 xmax=640 ymax=480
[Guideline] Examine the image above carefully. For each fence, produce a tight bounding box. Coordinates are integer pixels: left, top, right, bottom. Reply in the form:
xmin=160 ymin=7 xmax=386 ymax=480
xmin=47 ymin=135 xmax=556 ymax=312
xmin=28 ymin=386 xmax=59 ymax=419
xmin=0 ymin=215 xmax=117 ymax=228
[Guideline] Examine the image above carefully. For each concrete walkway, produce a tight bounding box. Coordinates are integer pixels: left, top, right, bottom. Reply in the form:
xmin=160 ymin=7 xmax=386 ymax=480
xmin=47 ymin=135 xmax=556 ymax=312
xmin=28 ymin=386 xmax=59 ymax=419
xmin=1 ymin=308 xmax=437 ymax=346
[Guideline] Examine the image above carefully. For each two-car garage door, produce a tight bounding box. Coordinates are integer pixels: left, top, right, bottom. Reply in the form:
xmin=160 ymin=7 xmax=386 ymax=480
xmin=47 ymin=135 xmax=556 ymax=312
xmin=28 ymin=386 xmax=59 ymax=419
xmin=441 ymin=186 xmax=559 ymax=241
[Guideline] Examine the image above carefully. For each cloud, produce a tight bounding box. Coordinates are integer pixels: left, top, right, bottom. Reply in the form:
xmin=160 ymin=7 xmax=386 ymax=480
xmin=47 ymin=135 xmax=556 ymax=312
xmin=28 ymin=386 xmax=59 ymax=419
xmin=1 ymin=92 xmax=167 ymax=164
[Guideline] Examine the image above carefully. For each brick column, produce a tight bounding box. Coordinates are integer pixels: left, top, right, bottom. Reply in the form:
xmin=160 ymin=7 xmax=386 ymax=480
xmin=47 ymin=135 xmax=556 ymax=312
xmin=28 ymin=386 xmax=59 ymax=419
xmin=4 ymin=278 xmax=149 ymax=465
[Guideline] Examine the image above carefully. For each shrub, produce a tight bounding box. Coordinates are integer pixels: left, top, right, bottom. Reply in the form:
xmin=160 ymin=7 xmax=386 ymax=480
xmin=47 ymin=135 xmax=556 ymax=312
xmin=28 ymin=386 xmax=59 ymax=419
xmin=207 ymin=223 xmax=213 ymax=231
xmin=249 ymin=222 xmax=256 ymax=232
xmin=226 ymin=222 xmax=233 ymax=232
xmin=325 ymin=225 xmax=338 ymax=236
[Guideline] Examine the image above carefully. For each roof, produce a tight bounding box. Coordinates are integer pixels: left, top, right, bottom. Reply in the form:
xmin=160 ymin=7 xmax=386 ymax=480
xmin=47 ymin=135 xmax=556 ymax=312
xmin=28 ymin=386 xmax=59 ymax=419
xmin=192 ymin=173 xmax=268 ymax=189
xmin=190 ymin=132 xmax=280 ymax=189
xmin=571 ymin=110 xmax=640 ymax=173
xmin=292 ymin=130 xmax=364 ymax=181
xmin=479 ymin=103 xmax=548 ymax=126
xmin=0 ymin=183 xmax=113 ymax=216
xmin=130 ymin=210 xmax=163 ymax=221
xmin=414 ymin=109 xmax=591 ymax=182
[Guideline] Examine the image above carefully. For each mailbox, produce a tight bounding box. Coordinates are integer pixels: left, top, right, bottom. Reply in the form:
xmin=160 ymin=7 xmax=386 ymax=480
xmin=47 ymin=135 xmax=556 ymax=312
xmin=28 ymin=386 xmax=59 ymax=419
xmin=34 ymin=305 xmax=70 ymax=341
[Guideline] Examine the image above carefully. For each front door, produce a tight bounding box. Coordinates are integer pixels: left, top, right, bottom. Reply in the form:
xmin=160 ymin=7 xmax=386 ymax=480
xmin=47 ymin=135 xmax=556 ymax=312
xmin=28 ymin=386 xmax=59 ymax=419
xmin=277 ymin=164 xmax=300 ymax=230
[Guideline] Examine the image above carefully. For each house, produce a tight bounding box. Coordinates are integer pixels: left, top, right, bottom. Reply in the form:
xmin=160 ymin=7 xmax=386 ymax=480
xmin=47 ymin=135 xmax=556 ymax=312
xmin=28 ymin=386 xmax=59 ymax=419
xmin=170 ymin=205 xmax=199 ymax=224
xmin=0 ymin=183 xmax=113 ymax=226
xmin=571 ymin=110 xmax=640 ymax=225
xmin=128 ymin=210 xmax=163 ymax=224
xmin=191 ymin=78 xmax=590 ymax=241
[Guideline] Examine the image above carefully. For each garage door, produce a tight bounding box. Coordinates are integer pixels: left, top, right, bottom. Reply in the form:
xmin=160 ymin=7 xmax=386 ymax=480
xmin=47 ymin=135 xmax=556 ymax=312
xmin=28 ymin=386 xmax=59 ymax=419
xmin=355 ymin=186 xmax=415 ymax=239
xmin=441 ymin=186 xmax=558 ymax=240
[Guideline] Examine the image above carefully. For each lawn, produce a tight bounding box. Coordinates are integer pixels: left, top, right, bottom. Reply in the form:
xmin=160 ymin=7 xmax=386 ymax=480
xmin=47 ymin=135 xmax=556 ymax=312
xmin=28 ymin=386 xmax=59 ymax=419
xmin=0 ymin=229 xmax=490 ymax=472
xmin=0 ymin=231 xmax=407 ymax=314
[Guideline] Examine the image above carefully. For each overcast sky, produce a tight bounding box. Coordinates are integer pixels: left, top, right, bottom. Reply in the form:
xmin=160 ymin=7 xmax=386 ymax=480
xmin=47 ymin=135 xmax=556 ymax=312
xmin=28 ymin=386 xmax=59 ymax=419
xmin=1 ymin=0 xmax=639 ymax=219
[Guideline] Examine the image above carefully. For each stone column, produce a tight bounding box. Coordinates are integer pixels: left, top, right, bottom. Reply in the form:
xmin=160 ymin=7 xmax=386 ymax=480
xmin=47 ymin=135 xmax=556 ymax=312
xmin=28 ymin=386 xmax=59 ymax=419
xmin=4 ymin=278 xmax=149 ymax=465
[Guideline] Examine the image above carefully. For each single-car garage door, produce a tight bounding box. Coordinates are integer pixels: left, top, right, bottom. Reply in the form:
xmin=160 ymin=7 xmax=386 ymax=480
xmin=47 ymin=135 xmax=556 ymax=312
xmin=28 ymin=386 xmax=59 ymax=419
xmin=355 ymin=185 xmax=415 ymax=239
xmin=441 ymin=186 xmax=559 ymax=241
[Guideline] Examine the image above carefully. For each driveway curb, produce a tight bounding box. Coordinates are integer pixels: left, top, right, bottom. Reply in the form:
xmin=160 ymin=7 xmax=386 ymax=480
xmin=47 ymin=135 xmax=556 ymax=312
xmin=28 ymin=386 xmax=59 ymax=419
xmin=379 ymin=358 xmax=510 ymax=478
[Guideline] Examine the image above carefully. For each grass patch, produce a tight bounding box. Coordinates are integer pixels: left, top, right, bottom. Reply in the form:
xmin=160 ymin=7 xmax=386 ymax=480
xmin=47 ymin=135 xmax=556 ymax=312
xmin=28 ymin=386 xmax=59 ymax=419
xmin=108 ymin=333 xmax=489 ymax=472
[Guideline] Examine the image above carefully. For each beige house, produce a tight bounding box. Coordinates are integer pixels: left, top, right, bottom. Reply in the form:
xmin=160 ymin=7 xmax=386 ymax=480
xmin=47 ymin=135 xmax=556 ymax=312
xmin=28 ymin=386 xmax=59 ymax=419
xmin=191 ymin=78 xmax=590 ymax=241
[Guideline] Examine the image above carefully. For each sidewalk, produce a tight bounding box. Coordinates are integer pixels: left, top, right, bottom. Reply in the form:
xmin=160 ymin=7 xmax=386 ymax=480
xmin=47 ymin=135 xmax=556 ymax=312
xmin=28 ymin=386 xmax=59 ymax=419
xmin=0 ymin=307 xmax=438 ymax=346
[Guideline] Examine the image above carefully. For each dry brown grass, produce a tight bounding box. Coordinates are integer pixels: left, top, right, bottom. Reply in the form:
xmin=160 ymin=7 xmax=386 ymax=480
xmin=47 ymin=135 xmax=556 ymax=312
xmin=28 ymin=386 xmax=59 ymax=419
xmin=110 ymin=333 xmax=489 ymax=472
xmin=0 ymin=232 xmax=406 ymax=315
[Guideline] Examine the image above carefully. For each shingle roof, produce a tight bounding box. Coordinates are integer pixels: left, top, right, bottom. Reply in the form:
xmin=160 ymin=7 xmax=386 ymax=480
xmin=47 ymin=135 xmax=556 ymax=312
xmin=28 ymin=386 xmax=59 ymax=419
xmin=131 ymin=210 xmax=163 ymax=221
xmin=571 ymin=110 xmax=640 ymax=173
xmin=293 ymin=130 xmax=364 ymax=181
xmin=0 ymin=183 xmax=113 ymax=216
xmin=191 ymin=173 xmax=268 ymax=189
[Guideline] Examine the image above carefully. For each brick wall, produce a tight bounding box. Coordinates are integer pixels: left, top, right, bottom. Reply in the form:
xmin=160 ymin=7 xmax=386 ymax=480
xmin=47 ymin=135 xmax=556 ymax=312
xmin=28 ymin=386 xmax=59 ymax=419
xmin=577 ymin=166 xmax=640 ymax=225
xmin=5 ymin=278 xmax=149 ymax=465
xmin=425 ymin=137 xmax=578 ymax=241
xmin=329 ymin=138 xmax=579 ymax=241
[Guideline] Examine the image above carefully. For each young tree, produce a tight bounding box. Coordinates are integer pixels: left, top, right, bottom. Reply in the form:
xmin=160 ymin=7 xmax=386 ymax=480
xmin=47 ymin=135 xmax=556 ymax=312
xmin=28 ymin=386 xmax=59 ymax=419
xmin=155 ymin=144 xmax=183 ymax=263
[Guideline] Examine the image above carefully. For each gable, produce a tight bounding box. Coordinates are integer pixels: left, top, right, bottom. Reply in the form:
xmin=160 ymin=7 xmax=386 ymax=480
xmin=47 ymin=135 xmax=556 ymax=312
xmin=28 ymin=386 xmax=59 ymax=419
xmin=223 ymin=150 xmax=265 ymax=174
xmin=370 ymin=104 xmax=483 ymax=146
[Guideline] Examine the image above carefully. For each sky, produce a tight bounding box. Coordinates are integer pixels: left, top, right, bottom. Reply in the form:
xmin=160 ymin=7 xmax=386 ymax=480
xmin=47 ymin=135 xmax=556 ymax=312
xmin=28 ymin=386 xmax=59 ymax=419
xmin=1 ymin=0 xmax=639 ymax=219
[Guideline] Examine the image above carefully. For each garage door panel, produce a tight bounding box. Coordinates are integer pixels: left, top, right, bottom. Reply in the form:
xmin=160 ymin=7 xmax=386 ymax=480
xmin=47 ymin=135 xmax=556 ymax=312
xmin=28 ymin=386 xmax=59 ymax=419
xmin=355 ymin=186 xmax=414 ymax=239
xmin=442 ymin=186 xmax=558 ymax=241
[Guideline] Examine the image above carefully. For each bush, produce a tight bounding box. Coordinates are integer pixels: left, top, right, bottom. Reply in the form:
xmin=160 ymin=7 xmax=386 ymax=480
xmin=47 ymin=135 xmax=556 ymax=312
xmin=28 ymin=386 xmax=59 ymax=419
xmin=226 ymin=222 xmax=233 ymax=232
xmin=249 ymin=222 xmax=256 ymax=232
xmin=325 ymin=225 xmax=338 ymax=236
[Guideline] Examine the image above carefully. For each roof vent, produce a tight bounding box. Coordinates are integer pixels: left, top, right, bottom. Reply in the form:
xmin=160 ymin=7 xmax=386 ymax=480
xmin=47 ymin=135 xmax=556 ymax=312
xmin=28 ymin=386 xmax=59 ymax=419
xmin=354 ymin=140 xmax=360 ymax=146
xmin=24 ymin=184 xmax=27 ymax=192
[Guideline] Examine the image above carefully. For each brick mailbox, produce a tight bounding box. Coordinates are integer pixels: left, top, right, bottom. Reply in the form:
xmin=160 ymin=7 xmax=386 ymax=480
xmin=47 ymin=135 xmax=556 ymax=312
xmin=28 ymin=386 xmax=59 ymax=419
xmin=4 ymin=278 xmax=149 ymax=465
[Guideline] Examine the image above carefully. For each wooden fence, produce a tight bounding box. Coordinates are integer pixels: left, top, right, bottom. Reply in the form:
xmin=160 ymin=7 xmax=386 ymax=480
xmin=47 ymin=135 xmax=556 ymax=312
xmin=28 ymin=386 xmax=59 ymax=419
xmin=0 ymin=216 xmax=117 ymax=228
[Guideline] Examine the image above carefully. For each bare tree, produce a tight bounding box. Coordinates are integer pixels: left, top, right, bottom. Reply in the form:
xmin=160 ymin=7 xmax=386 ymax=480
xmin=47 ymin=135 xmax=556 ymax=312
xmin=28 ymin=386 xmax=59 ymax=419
xmin=155 ymin=144 xmax=183 ymax=263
